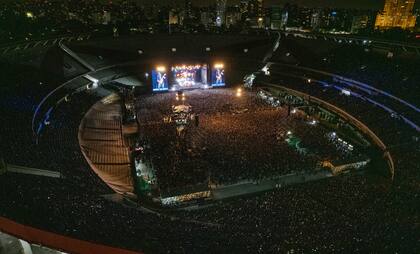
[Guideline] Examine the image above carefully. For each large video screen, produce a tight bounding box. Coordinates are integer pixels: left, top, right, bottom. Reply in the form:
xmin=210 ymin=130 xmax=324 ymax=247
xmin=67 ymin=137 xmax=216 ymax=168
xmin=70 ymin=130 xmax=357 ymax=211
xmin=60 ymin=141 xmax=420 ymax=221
xmin=152 ymin=68 xmax=169 ymax=91
xmin=211 ymin=64 xmax=225 ymax=87
xmin=172 ymin=65 xmax=206 ymax=89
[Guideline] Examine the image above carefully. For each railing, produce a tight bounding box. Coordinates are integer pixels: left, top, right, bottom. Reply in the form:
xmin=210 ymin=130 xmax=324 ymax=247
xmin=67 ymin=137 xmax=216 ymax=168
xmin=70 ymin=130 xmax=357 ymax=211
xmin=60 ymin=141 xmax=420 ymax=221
xmin=0 ymin=34 xmax=92 ymax=56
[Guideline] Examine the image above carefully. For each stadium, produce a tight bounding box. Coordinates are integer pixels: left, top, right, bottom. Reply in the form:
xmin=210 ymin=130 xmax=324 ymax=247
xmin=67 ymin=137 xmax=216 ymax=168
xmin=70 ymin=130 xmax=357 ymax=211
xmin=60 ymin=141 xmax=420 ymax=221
xmin=0 ymin=30 xmax=419 ymax=253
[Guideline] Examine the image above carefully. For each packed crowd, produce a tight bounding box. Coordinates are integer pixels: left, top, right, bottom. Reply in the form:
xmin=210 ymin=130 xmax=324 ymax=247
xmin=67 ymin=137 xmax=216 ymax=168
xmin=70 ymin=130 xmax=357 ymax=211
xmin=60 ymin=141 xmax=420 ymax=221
xmin=136 ymin=88 xmax=368 ymax=193
xmin=1 ymin=165 xmax=418 ymax=253
xmin=0 ymin=34 xmax=418 ymax=254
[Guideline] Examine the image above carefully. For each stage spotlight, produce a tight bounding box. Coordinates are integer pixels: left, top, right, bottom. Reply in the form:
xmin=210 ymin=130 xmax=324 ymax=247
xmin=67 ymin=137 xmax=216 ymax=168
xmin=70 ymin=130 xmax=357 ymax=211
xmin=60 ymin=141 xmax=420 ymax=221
xmin=156 ymin=66 xmax=166 ymax=72
xmin=214 ymin=63 xmax=224 ymax=69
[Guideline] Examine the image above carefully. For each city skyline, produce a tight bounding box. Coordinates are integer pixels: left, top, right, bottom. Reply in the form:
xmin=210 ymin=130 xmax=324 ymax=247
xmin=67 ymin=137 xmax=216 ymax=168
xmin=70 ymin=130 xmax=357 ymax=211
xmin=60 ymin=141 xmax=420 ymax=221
xmin=127 ymin=0 xmax=420 ymax=10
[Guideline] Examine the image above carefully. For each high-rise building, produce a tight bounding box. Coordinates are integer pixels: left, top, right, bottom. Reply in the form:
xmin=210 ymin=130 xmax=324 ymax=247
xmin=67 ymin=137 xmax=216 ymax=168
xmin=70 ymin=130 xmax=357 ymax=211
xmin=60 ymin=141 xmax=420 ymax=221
xmin=225 ymin=6 xmax=241 ymax=28
xmin=180 ymin=0 xmax=197 ymax=28
xmin=280 ymin=7 xmax=289 ymax=30
xmin=269 ymin=6 xmax=283 ymax=30
xmin=216 ymin=0 xmax=227 ymax=27
xmin=351 ymin=15 xmax=370 ymax=33
xmin=200 ymin=8 xmax=210 ymax=27
xmin=185 ymin=0 xmax=193 ymax=19
xmin=256 ymin=0 xmax=264 ymax=17
xmin=375 ymin=0 xmax=417 ymax=29
xmin=169 ymin=9 xmax=180 ymax=25
xmin=245 ymin=1 xmax=264 ymax=17
xmin=311 ymin=10 xmax=321 ymax=31
xmin=415 ymin=8 xmax=420 ymax=29
xmin=240 ymin=0 xmax=249 ymax=14
xmin=256 ymin=0 xmax=264 ymax=27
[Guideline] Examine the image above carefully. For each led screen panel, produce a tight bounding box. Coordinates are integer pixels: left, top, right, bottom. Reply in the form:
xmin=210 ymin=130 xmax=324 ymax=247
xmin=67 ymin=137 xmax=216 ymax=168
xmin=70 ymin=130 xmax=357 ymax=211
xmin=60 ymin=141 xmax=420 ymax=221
xmin=172 ymin=65 xmax=204 ymax=89
xmin=152 ymin=70 xmax=169 ymax=91
xmin=211 ymin=66 xmax=225 ymax=87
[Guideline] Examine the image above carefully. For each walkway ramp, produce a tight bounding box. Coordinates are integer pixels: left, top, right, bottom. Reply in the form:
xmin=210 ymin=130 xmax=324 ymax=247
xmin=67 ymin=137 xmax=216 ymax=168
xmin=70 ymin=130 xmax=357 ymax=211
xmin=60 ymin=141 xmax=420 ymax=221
xmin=78 ymin=95 xmax=134 ymax=195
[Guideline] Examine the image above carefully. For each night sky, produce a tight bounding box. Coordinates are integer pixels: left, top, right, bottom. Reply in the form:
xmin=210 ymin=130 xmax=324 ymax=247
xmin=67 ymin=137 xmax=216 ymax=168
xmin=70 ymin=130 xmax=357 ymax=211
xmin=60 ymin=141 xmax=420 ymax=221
xmin=135 ymin=0 xmax=420 ymax=10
